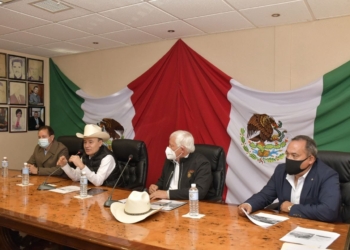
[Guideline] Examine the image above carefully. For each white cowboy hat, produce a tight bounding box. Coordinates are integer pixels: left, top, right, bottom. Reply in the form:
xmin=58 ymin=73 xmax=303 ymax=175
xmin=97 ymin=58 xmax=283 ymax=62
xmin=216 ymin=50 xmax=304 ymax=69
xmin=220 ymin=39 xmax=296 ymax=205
xmin=76 ymin=124 xmax=110 ymax=142
xmin=110 ymin=191 xmax=161 ymax=224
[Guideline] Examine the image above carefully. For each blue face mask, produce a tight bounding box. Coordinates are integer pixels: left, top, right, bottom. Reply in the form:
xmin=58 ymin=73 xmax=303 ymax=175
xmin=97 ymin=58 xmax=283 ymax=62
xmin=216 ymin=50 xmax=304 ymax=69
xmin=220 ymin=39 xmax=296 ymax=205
xmin=38 ymin=138 xmax=50 ymax=148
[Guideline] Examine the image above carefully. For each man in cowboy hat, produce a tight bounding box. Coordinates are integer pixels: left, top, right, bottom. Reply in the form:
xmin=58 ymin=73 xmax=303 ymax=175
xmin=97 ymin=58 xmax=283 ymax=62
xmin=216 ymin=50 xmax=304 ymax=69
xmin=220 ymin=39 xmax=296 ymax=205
xmin=57 ymin=124 xmax=120 ymax=186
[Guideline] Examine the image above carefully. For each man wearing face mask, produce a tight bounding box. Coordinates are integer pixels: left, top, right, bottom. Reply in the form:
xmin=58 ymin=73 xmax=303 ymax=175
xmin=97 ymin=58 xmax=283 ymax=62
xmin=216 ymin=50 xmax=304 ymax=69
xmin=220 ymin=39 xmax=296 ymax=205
xmin=27 ymin=126 xmax=69 ymax=176
xmin=149 ymin=130 xmax=215 ymax=200
xmin=238 ymin=135 xmax=341 ymax=222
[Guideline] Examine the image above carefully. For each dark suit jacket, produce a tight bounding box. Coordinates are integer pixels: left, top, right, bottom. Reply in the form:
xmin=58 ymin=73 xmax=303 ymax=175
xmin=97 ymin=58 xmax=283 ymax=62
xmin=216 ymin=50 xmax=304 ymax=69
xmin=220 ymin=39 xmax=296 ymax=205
xmin=245 ymin=159 xmax=341 ymax=222
xmin=28 ymin=116 xmax=44 ymax=130
xmin=27 ymin=140 xmax=69 ymax=176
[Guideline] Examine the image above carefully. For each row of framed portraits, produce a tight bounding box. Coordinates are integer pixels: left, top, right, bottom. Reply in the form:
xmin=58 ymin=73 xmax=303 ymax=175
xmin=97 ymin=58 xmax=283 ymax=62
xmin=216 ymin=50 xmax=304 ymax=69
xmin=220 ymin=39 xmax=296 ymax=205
xmin=0 ymin=107 xmax=45 ymax=133
xmin=0 ymin=80 xmax=44 ymax=106
xmin=0 ymin=53 xmax=44 ymax=82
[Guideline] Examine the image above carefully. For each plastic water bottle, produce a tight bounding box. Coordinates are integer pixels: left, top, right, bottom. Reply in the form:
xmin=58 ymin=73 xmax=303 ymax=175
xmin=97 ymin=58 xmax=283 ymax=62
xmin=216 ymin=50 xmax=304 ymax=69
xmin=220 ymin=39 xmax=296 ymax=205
xmin=22 ymin=162 xmax=29 ymax=185
xmin=189 ymin=183 xmax=199 ymax=216
xmin=2 ymin=157 xmax=8 ymax=178
xmin=80 ymin=171 xmax=88 ymax=197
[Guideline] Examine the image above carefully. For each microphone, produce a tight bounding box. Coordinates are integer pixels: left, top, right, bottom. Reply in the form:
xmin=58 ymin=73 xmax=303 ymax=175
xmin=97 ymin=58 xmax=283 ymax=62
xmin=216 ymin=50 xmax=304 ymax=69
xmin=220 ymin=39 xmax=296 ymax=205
xmin=104 ymin=154 xmax=133 ymax=207
xmin=37 ymin=149 xmax=83 ymax=190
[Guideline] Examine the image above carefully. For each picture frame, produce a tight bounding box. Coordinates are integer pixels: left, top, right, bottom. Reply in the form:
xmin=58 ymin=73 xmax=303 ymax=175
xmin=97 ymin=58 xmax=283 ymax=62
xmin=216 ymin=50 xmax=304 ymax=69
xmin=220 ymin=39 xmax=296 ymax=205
xmin=28 ymin=107 xmax=45 ymax=131
xmin=27 ymin=58 xmax=43 ymax=82
xmin=0 ymin=107 xmax=8 ymax=132
xmin=28 ymin=83 xmax=44 ymax=106
xmin=0 ymin=80 xmax=7 ymax=104
xmin=0 ymin=53 xmax=7 ymax=78
xmin=10 ymin=107 xmax=27 ymax=133
xmin=8 ymin=55 xmax=26 ymax=80
xmin=9 ymin=81 xmax=26 ymax=105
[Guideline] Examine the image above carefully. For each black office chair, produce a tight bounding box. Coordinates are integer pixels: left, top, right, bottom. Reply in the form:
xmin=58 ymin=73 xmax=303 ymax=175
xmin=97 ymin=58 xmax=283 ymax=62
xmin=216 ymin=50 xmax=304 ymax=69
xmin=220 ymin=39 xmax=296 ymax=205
xmin=194 ymin=144 xmax=226 ymax=202
xmin=317 ymin=150 xmax=350 ymax=223
xmin=111 ymin=139 xmax=148 ymax=191
xmin=56 ymin=135 xmax=83 ymax=156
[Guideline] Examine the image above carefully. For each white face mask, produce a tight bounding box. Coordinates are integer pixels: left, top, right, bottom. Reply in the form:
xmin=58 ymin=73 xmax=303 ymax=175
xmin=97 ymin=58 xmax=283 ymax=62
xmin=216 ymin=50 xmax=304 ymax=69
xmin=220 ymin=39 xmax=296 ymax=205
xmin=165 ymin=146 xmax=180 ymax=160
xmin=38 ymin=138 xmax=50 ymax=148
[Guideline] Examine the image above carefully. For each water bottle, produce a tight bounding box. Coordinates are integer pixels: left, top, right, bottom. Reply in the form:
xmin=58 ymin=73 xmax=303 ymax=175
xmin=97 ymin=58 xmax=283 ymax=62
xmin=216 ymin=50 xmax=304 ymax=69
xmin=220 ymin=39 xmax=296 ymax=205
xmin=189 ymin=183 xmax=199 ymax=216
xmin=80 ymin=171 xmax=88 ymax=197
xmin=2 ymin=157 xmax=8 ymax=178
xmin=22 ymin=162 xmax=29 ymax=185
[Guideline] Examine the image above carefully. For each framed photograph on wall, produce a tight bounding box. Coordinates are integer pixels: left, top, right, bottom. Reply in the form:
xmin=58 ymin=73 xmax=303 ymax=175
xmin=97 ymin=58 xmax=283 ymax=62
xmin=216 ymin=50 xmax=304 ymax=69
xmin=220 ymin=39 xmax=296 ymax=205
xmin=28 ymin=107 xmax=45 ymax=131
xmin=9 ymin=81 xmax=26 ymax=105
xmin=28 ymin=83 xmax=44 ymax=106
xmin=0 ymin=107 xmax=8 ymax=132
xmin=27 ymin=58 xmax=43 ymax=82
xmin=8 ymin=55 xmax=26 ymax=80
xmin=0 ymin=53 xmax=7 ymax=78
xmin=10 ymin=107 xmax=27 ymax=133
xmin=0 ymin=80 xmax=7 ymax=104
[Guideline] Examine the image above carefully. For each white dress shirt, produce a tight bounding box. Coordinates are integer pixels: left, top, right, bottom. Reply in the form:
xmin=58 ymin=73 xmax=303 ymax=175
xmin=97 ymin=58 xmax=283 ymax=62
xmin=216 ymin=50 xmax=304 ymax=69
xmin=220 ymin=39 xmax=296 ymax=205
xmin=169 ymin=161 xmax=180 ymax=190
xmin=62 ymin=155 xmax=116 ymax=186
xmin=286 ymin=169 xmax=311 ymax=204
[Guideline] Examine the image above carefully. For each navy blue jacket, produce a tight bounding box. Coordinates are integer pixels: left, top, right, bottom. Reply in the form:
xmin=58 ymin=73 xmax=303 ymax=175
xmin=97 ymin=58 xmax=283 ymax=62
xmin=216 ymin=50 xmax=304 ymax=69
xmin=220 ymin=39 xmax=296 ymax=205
xmin=245 ymin=159 xmax=341 ymax=222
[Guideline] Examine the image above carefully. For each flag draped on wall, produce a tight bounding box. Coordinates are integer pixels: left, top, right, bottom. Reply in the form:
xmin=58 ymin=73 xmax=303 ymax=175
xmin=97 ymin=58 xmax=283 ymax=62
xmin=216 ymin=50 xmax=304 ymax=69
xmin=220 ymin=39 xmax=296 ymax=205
xmin=50 ymin=39 xmax=350 ymax=203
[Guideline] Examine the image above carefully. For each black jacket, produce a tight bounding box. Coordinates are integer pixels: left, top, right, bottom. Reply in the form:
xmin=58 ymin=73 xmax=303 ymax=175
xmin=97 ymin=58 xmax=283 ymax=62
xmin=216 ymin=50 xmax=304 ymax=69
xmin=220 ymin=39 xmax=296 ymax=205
xmin=156 ymin=152 xmax=215 ymax=200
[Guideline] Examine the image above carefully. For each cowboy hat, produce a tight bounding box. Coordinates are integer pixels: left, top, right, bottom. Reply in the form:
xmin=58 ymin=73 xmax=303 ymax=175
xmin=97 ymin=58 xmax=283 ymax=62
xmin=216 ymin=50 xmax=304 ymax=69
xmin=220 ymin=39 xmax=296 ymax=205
xmin=110 ymin=191 xmax=161 ymax=224
xmin=76 ymin=124 xmax=110 ymax=142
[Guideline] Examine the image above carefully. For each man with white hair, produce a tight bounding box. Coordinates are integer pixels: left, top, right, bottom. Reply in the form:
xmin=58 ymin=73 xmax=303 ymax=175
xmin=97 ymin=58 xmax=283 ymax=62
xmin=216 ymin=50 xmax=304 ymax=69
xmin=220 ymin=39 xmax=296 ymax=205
xmin=149 ymin=130 xmax=215 ymax=200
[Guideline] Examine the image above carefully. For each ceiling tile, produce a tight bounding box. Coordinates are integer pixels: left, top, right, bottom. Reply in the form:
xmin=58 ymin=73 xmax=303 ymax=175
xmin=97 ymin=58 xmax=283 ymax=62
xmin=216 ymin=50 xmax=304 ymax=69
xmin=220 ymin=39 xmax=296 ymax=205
xmin=139 ymin=20 xmax=204 ymax=39
xmin=28 ymin=24 xmax=91 ymax=41
xmin=3 ymin=0 xmax=92 ymax=22
xmin=185 ymin=11 xmax=255 ymax=33
xmin=63 ymin=0 xmax=143 ymax=12
xmin=307 ymin=0 xmax=350 ymax=19
xmin=101 ymin=29 xmax=161 ymax=45
xmin=149 ymin=0 xmax=234 ymax=19
xmin=100 ymin=3 xmax=177 ymax=28
xmin=0 ymin=8 xmax=50 ymax=30
xmin=240 ymin=1 xmax=313 ymax=27
xmin=226 ymin=0 xmax=294 ymax=10
xmin=59 ymin=14 xmax=129 ymax=35
xmin=68 ymin=36 xmax=127 ymax=49
xmin=0 ymin=31 xmax=58 ymax=46
xmin=40 ymin=42 xmax=93 ymax=54
xmin=17 ymin=47 xmax=65 ymax=57
xmin=0 ymin=39 xmax=30 ymax=51
xmin=0 ymin=25 xmax=17 ymax=35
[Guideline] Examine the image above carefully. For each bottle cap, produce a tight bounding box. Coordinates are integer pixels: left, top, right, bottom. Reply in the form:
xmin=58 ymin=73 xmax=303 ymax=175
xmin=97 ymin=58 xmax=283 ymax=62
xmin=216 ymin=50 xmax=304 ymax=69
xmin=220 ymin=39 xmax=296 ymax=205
xmin=191 ymin=183 xmax=196 ymax=188
xmin=24 ymin=162 xmax=27 ymax=165
xmin=82 ymin=171 xmax=86 ymax=175
xmin=3 ymin=157 xmax=7 ymax=160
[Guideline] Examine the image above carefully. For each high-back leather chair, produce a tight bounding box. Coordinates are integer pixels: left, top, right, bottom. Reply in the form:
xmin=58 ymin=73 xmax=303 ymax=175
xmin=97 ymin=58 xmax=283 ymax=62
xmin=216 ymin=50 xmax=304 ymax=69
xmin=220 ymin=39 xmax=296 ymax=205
xmin=112 ymin=139 xmax=148 ymax=191
xmin=194 ymin=144 xmax=226 ymax=201
xmin=317 ymin=150 xmax=350 ymax=223
xmin=57 ymin=136 xmax=83 ymax=156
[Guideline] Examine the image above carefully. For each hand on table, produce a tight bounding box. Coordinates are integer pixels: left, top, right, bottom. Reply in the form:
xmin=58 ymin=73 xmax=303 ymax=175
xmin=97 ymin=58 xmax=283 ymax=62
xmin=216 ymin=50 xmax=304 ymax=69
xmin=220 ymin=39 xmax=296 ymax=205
xmin=238 ymin=203 xmax=252 ymax=217
xmin=149 ymin=184 xmax=158 ymax=194
xmin=149 ymin=190 xmax=168 ymax=200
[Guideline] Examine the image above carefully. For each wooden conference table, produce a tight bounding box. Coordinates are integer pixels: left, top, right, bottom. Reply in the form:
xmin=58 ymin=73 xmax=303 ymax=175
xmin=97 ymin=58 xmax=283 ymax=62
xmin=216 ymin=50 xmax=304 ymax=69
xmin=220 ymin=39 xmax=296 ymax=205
xmin=0 ymin=170 xmax=349 ymax=250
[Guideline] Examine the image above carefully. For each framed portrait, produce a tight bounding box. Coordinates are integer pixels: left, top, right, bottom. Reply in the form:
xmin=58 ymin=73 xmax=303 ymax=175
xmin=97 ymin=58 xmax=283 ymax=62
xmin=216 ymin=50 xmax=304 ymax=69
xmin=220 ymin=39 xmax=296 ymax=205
xmin=28 ymin=83 xmax=44 ymax=106
xmin=27 ymin=58 xmax=43 ymax=82
xmin=0 ymin=80 xmax=7 ymax=104
xmin=0 ymin=53 xmax=6 ymax=78
xmin=0 ymin=107 xmax=8 ymax=132
xmin=28 ymin=107 xmax=45 ymax=131
xmin=10 ymin=107 xmax=27 ymax=133
xmin=8 ymin=55 xmax=26 ymax=80
xmin=9 ymin=81 xmax=26 ymax=105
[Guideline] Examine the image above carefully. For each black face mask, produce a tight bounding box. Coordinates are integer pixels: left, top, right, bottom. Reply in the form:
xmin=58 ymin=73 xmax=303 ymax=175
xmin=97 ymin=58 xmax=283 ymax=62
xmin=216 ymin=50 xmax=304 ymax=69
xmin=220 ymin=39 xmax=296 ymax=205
xmin=285 ymin=157 xmax=309 ymax=175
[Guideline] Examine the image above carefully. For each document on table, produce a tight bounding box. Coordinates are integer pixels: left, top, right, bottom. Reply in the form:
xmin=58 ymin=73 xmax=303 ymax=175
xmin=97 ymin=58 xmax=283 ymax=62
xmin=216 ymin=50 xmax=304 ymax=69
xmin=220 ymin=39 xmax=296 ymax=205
xmin=49 ymin=185 xmax=80 ymax=194
xmin=241 ymin=208 xmax=289 ymax=228
xmin=151 ymin=199 xmax=186 ymax=211
xmin=280 ymin=226 xmax=339 ymax=249
xmin=281 ymin=242 xmax=330 ymax=250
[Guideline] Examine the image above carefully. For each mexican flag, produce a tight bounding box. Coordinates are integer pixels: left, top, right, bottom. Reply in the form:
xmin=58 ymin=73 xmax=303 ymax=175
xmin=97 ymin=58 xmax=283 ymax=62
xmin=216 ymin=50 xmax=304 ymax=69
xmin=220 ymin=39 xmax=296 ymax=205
xmin=50 ymin=40 xmax=350 ymax=203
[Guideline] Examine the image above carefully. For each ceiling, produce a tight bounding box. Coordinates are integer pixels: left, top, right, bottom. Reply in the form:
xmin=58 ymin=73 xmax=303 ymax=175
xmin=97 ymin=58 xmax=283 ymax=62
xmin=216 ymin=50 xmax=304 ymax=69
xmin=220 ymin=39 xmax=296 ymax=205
xmin=0 ymin=0 xmax=349 ymax=58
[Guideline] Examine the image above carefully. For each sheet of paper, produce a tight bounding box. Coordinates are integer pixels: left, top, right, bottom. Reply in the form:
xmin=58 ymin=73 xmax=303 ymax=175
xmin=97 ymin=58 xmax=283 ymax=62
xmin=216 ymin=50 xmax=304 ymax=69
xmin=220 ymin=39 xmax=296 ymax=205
xmin=280 ymin=226 xmax=339 ymax=249
xmin=241 ymin=208 xmax=289 ymax=228
xmin=281 ymin=242 xmax=330 ymax=250
xmin=49 ymin=185 xmax=80 ymax=194
xmin=151 ymin=199 xmax=186 ymax=211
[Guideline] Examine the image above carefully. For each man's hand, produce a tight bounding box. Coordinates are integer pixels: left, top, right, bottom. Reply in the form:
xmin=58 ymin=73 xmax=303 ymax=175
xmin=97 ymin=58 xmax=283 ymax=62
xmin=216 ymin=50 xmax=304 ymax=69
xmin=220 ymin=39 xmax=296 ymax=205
xmin=149 ymin=184 xmax=158 ymax=194
xmin=57 ymin=156 xmax=68 ymax=167
xmin=238 ymin=203 xmax=252 ymax=217
xmin=28 ymin=164 xmax=38 ymax=174
xmin=68 ymin=155 xmax=85 ymax=169
xmin=280 ymin=201 xmax=293 ymax=213
xmin=149 ymin=190 xmax=168 ymax=200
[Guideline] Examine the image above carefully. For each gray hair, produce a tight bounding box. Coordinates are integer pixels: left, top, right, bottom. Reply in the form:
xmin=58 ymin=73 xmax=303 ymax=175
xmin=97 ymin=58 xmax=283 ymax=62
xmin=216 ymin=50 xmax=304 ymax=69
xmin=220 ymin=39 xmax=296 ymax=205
xmin=170 ymin=130 xmax=195 ymax=153
xmin=291 ymin=135 xmax=318 ymax=157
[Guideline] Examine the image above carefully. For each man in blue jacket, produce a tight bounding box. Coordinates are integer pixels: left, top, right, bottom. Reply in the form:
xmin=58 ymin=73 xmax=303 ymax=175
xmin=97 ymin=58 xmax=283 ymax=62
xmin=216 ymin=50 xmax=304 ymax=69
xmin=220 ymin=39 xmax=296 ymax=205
xmin=238 ymin=135 xmax=341 ymax=222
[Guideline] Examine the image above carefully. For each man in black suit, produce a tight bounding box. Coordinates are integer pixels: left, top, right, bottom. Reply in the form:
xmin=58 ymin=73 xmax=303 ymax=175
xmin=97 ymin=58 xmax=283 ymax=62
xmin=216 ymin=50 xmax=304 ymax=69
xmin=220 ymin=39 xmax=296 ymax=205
xmin=28 ymin=111 xmax=44 ymax=130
